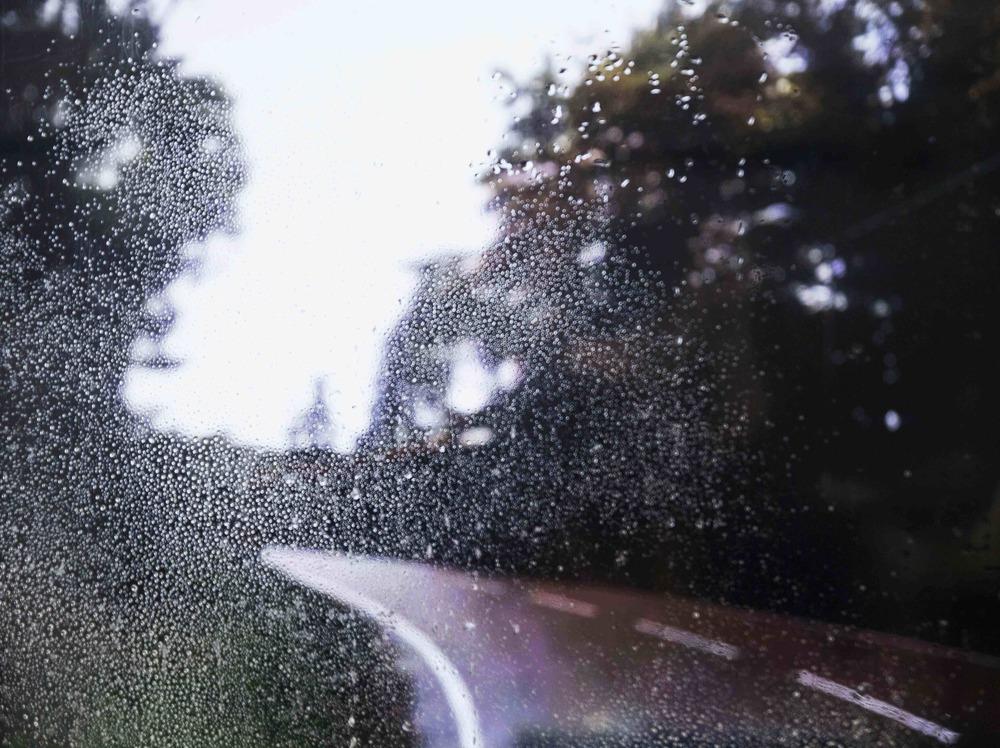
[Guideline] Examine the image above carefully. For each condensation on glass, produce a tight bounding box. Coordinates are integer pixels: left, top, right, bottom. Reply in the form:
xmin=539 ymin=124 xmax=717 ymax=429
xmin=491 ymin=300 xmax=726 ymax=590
xmin=1 ymin=1 xmax=998 ymax=746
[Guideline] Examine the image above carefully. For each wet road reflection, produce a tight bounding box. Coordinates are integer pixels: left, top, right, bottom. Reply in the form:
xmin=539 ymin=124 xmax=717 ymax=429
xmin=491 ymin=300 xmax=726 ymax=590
xmin=263 ymin=547 xmax=998 ymax=746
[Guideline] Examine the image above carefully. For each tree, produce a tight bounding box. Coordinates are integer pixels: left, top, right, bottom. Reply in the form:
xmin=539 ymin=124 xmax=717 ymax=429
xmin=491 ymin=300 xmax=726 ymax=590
xmin=289 ymin=378 xmax=338 ymax=450
xmin=361 ymin=0 xmax=1000 ymax=646
xmin=1 ymin=3 xmax=414 ymax=743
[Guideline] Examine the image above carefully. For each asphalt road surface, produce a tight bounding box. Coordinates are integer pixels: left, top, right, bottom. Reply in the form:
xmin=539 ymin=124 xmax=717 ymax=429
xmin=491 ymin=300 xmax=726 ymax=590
xmin=261 ymin=546 xmax=1000 ymax=747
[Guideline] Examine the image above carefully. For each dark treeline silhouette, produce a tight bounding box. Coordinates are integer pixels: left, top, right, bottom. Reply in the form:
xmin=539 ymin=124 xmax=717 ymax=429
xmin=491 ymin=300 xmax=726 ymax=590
xmin=351 ymin=0 xmax=1000 ymax=651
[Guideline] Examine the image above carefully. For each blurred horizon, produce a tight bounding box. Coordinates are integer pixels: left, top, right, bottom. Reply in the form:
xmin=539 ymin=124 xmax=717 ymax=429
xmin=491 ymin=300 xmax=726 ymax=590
xmin=123 ymin=0 xmax=666 ymax=451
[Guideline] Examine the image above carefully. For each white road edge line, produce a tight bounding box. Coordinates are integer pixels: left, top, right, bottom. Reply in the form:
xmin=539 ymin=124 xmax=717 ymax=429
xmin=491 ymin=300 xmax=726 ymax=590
xmin=529 ymin=590 xmax=599 ymax=618
xmin=634 ymin=617 xmax=740 ymax=660
xmin=796 ymin=670 xmax=960 ymax=745
xmin=261 ymin=547 xmax=484 ymax=748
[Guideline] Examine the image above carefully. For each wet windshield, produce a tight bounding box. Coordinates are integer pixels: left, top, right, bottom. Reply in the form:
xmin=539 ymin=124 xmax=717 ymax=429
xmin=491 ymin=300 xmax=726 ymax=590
xmin=2 ymin=1 xmax=998 ymax=745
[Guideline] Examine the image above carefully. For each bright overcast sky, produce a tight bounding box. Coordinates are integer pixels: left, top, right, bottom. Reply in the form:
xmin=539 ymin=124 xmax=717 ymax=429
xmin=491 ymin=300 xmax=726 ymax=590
xmin=123 ymin=0 xmax=664 ymax=451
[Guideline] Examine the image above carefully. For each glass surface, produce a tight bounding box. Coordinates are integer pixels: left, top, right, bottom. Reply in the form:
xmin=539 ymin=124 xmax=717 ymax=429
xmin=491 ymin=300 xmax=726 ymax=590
xmin=2 ymin=1 xmax=998 ymax=745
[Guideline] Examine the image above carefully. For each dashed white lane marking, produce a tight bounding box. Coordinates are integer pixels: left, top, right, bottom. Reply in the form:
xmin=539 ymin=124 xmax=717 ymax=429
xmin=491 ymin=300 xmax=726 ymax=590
xmin=796 ymin=670 xmax=960 ymax=745
xmin=634 ymin=617 xmax=740 ymax=660
xmin=261 ymin=547 xmax=484 ymax=748
xmin=529 ymin=590 xmax=599 ymax=618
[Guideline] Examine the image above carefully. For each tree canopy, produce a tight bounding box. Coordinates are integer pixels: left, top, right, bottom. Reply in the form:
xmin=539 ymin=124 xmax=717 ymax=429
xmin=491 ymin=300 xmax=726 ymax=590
xmin=362 ymin=0 xmax=1000 ymax=642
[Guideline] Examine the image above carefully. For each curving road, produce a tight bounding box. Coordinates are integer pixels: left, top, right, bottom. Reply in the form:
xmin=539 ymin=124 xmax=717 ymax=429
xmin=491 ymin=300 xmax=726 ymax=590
xmin=262 ymin=546 xmax=999 ymax=746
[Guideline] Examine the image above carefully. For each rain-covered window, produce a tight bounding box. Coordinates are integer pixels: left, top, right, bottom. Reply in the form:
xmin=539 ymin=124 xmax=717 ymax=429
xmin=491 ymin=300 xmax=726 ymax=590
xmin=2 ymin=1 xmax=998 ymax=745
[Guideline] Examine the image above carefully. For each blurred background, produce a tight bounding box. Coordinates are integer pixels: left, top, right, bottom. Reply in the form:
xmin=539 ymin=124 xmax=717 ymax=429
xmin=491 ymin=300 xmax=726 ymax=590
xmin=2 ymin=0 xmax=998 ymax=744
